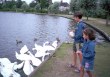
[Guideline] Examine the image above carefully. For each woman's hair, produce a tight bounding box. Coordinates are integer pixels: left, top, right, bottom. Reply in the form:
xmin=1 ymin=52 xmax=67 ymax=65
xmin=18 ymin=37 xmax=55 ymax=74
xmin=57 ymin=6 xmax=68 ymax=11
xmin=83 ymin=28 xmax=95 ymax=40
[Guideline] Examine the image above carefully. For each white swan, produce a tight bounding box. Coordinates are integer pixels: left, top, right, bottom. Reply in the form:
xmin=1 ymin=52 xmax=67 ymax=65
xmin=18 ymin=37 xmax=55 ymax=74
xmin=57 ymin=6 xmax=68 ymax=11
xmin=13 ymin=61 xmax=24 ymax=70
xmin=35 ymin=51 xmax=50 ymax=62
xmin=0 ymin=67 xmax=21 ymax=77
xmin=32 ymin=43 xmax=44 ymax=52
xmin=15 ymin=51 xmax=32 ymax=61
xmin=43 ymin=38 xmax=60 ymax=51
xmin=0 ymin=58 xmax=21 ymax=77
xmin=28 ymin=51 xmax=42 ymax=67
xmin=23 ymin=60 xmax=34 ymax=76
xmin=0 ymin=58 xmax=11 ymax=66
xmin=20 ymin=45 xmax=29 ymax=54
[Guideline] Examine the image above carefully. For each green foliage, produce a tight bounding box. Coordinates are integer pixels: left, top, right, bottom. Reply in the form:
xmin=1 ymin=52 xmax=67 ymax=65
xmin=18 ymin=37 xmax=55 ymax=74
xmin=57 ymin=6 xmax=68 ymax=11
xmin=48 ymin=2 xmax=60 ymax=14
xmin=35 ymin=3 xmax=41 ymax=10
xmin=21 ymin=2 xmax=29 ymax=11
xmin=100 ymin=0 xmax=110 ymax=26
xmin=70 ymin=0 xmax=79 ymax=13
xmin=16 ymin=0 xmax=23 ymax=8
xmin=29 ymin=1 xmax=37 ymax=8
xmin=79 ymin=0 xmax=97 ymax=20
xmin=100 ymin=0 xmax=110 ymax=14
xmin=0 ymin=4 xmax=2 ymax=9
xmin=95 ymin=9 xmax=106 ymax=18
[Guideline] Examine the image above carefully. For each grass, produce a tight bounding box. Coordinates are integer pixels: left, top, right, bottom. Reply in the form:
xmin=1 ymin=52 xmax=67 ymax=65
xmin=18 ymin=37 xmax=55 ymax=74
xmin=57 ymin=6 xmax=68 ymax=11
xmin=94 ymin=42 xmax=110 ymax=77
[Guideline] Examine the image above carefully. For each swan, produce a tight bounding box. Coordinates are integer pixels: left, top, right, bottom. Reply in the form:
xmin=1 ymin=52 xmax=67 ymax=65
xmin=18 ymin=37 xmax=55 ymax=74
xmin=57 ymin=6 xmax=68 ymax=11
xmin=13 ymin=61 xmax=24 ymax=70
xmin=0 ymin=66 xmax=21 ymax=77
xmin=35 ymin=51 xmax=50 ymax=62
xmin=27 ymin=51 xmax=42 ymax=67
xmin=15 ymin=51 xmax=32 ymax=61
xmin=23 ymin=60 xmax=34 ymax=76
xmin=32 ymin=43 xmax=44 ymax=52
xmin=43 ymin=38 xmax=60 ymax=51
xmin=0 ymin=58 xmax=11 ymax=66
xmin=20 ymin=45 xmax=29 ymax=54
xmin=0 ymin=58 xmax=21 ymax=77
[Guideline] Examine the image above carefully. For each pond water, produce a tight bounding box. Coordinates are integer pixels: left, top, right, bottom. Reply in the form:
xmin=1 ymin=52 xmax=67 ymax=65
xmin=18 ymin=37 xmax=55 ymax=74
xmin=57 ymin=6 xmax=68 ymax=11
xmin=0 ymin=12 xmax=73 ymax=77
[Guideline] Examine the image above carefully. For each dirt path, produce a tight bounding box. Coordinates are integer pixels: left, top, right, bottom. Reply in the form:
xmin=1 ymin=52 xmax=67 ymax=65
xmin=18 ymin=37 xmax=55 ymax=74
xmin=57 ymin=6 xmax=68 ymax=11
xmin=42 ymin=46 xmax=79 ymax=77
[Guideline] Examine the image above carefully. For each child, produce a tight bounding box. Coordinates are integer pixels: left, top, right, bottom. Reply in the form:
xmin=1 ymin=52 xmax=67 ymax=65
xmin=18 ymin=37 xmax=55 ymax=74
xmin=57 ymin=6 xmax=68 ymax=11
xmin=69 ymin=11 xmax=86 ymax=72
xmin=80 ymin=28 xmax=96 ymax=77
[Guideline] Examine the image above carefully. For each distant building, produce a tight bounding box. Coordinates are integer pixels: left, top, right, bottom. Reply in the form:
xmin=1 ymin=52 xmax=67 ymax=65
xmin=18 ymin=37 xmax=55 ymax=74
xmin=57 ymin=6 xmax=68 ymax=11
xmin=59 ymin=0 xmax=69 ymax=11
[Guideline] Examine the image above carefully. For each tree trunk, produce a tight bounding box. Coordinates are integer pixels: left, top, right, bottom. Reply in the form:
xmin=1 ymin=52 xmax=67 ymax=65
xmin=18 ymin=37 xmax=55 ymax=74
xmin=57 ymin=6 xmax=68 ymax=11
xmin=86 ymin=11 xmax=89 ymax=20
xmin=87 ymin=16 xmax=89 ymax=20
xmin=106 ymin=13 xmax=109 ymax=26
xmin=106 ymin=17 xmax=109 ymax=26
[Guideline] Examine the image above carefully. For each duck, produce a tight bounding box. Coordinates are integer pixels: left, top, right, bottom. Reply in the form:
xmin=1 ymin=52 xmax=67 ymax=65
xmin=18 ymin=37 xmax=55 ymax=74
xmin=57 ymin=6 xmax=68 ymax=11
xmin=34 ymin=38 xmax=37 ymax=42
xmin=16 ymin=40 xmax=22 ymax=44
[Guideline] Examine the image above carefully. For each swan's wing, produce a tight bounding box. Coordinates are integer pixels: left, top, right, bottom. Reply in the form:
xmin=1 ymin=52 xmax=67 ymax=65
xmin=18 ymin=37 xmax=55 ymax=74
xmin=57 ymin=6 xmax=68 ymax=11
xmin=20 ymin=45 xmax=28 ymax=54
xmin=31 ymin=57 xmax=42 ymax=67
xmin=13 ymin=61 xmax=24 ymax=70
xmin=23 ymin=60 xmax=34 ymax=75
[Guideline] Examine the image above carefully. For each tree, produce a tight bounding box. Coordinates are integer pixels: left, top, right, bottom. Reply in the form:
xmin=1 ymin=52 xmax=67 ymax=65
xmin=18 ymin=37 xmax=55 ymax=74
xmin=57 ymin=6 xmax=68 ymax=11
xmin=16 ymin=0 xmax=22 ymax=8
xmin=21 ymin=1 xmax=29 ymax=12
xmin=35 ymin=3 xmax=40 ymax=10
xmin=100 ymin=0 xmax=110 ymax=26
xmin=29 ymin=1 xmax=37 ymax=8
xmin=35 ymin=0 xmax=49 ymax=10
xmin=80 ymin=0 xmax=97 ymax=20
xmin=70 ymin=0 xmax=79 ymax=13
xmin=48 ymin=2 xmax=59 ymax=14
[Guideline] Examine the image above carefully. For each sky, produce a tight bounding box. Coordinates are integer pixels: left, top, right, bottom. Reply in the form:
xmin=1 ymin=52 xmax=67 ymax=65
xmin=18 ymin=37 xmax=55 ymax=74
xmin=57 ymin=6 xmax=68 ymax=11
xmin=22 ymin=0 xmax=71 ymax=4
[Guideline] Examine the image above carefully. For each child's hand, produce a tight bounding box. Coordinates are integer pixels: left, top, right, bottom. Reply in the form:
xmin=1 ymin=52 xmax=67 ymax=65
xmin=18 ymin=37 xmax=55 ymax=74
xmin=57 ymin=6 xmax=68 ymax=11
xmin=76 ymin=50 xmax=82 ymax=54
xmin=69 ymin=31 xmax=75 ymax=37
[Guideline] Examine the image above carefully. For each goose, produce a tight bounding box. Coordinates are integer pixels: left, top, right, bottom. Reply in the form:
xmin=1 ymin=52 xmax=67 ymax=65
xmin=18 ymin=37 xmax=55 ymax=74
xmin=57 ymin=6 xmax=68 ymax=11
xmin=20 ymin=45 xmax=29 ymax=54
xmin=27 ymin=51 xmax=42 ymax=67
xmin=23 ymin=60 xmax=34 ymax=76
